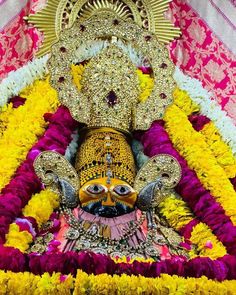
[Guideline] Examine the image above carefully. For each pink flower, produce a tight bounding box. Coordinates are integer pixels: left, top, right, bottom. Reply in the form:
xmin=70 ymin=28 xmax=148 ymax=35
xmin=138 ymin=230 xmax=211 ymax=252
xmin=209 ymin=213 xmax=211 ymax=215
xmin=205 ymin=241 xmax=213 ymax=249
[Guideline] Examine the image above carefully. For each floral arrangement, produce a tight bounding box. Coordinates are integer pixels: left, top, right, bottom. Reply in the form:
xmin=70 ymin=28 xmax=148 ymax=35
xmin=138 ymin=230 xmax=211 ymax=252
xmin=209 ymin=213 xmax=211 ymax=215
xmin=1 ymin=57 xmax=236 ymax=292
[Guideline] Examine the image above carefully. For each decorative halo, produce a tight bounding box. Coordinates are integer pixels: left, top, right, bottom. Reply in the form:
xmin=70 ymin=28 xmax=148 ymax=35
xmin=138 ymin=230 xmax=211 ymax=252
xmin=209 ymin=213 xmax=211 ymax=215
xmin=26 ymin=0 xmax=181 ymax=56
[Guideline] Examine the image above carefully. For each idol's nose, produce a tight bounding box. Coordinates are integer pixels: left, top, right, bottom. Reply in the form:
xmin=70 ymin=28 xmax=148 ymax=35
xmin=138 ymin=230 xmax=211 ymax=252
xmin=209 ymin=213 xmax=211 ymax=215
xmin=102 ymin=192 xmax=116 ymax=206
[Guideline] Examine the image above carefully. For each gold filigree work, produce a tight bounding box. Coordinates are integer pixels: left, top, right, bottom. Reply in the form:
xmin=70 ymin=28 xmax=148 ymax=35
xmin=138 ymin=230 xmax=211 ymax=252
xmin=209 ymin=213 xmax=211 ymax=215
xmin=76 ymin=128 xmax=136 ymax=186
xmin=48 ymin=12 xmax=176 ymax=131
xmin=26 ymin=0 xmax=181 ymax=56
xmin=134 ymin=154 xmax=182 ymax=193
xmin=33 ymin=151 xmax=80 ymax=193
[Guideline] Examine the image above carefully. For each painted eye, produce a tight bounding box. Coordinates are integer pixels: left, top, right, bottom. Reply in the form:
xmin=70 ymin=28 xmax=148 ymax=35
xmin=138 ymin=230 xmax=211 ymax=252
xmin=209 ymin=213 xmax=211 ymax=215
xmin=86 ymin=184 xmax=105 ymax=194
xmin=113 ymin=185 xmax=131 ymax=196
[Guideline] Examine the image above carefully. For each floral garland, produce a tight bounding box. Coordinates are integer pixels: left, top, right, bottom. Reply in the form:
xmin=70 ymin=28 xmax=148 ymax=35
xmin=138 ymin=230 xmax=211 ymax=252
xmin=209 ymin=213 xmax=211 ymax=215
xmin=0 ymin=55 xmax=49 ymax=107
xmin=135 ymin=121 xmax=236 ymax=255
xmin=200 ymin=122 xmax=236 ymax=178
xmin=4 ymin=224 xmax=33 ymax=253
xmin=74 ymin=271 xmax=236 ymax=295
xmin=0 ymin=77 xmax=59 ymax=191
xmin=0 ymin=269 xmax=235 ymax=295
xmin=4 ymin=128 xmax=79 ymax=253
xmin=174 ymin=67 xmax=236 ymax=156
xmin=22 ymin=190 xmax=60 ymax=228
xmin=0 ymin=106 xmax=77 ymax=244
xmin=136 ymin=69 xmax=154 ymax=103
xmin=159 ymin=195 xmax=227 ymax=259
xmin=0 ymin=270 xmax=73 ymax=295
xmin=0 ymin=103 xmax=15 ymax=137
xmin=164 ymin=104 xmax=236 ymax=225
xmin=173 ymin=87 xmax=236 ymax=179
xmin=0 ymin=249 xmax=236 ymax=281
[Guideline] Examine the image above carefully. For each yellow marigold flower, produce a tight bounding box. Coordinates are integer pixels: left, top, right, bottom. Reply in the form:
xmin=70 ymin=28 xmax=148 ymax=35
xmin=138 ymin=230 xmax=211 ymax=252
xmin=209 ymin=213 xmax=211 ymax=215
xmin=4 ymin=223 xmax=33 ymax=253
xmin=0 ymin=103 xmax=15 ymax=137
xmin=164 ymin=104 xmax=236 ymax=225
xmin=71 ymin=64 xmax=85 ymax=91
xmin=190 ymin=223 xmax=227 ymax=259
xmin=200 ymin=122 xmax=236 ymax=178
xmin=173 ymin=88 xmax=199 ymax=115
xmin=23 ymin=189 xmax=60 ymax=228
xmin=136 ymin=69 xmax=154 ymax=103
xmin=159 ymin=194 xmax=193 ymax=230
xmin=0 ymin=77 xmax=59 ymax=190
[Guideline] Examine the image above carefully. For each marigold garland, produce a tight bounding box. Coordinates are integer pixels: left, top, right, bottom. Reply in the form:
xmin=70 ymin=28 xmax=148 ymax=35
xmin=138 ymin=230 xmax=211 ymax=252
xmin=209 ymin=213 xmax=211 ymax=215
xmin=200 ymin=122 xmax=236 ymax=178
xmin=174 ymin=88 xmax=236 ymax=179
xmin=173 ymin=87 xmax=199 ymax=116
xmin=190 ymin=223 xmax=227 ymax=259
xmin=159 ymin=195 xmax=227 ymax=259
xmin=174 ymin=67 xmax=236 ymax=156
xmin=159 ymin=195 xmax=193 ymax=231
xmin=4 ymin=224 xmax=33 ymax=253
xmin=0 ymin=270 xmax=73 ymax=295
xmin=0 ymin=103 xmax=15 ymax=137
xmin=0 ymin=269 xmax=236 ymax=294
xmin=0 ymin=77 xmax=59 ymax=191
xmin=23 ymin=189 xmax=60 ymax=228
xmin=74 ymin=271 xmax=236 ymax=295
xmin=136 ymin=120 xmax=236 ymax=254
xmin=0 ymin=106 xmax=77 ymax=244
xmin=164 ymin=104 xmax=236 ymax=225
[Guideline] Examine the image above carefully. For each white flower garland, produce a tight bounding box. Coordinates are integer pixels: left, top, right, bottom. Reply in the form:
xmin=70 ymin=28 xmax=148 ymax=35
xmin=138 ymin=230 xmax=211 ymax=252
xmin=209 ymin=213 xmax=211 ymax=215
xmin=174 ymin=67 xmax=236 ymax=156
xmin=65 ymin=130 xmax=79 ymax=162
xmin=0 ymin=55 xmax=49 ymax=107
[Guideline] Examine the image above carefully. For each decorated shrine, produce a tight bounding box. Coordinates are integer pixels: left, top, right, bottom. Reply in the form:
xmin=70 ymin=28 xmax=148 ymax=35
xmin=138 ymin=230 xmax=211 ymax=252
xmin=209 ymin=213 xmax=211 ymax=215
xmin=1 ymin=0 xmax=236 ymax=294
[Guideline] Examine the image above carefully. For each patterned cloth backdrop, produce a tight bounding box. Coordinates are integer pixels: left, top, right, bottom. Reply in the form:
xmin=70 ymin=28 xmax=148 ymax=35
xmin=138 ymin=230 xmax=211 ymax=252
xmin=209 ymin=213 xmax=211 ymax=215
xmin=0 ymin=0 xmax=236 ymax=122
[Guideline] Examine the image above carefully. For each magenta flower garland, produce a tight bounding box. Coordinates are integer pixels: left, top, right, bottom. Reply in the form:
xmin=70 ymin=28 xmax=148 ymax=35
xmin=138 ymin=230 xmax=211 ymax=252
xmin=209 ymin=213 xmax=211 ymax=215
xmin=0 ymin=247 xmax=235 ymax=281
xmin=0 ymin=106 xmax=78 ymax=243
xmin=135 ymin=121 xmax=236 ymax=255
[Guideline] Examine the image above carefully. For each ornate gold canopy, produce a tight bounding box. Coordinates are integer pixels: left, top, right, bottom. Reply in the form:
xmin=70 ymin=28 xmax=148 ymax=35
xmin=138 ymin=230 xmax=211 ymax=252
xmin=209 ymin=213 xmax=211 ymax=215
xmin=26 ymin=0 xmax=181 ymax=56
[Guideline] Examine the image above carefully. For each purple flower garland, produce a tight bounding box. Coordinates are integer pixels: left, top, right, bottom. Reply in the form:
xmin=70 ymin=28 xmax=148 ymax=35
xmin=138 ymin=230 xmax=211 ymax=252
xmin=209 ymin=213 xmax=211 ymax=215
xmin=0 ymin=247 xmax=235 ymax=281
xmin=0 ymin=106 xmax=78 ymax=244
xmin=134 ymin=121 xmax=236 ymax=255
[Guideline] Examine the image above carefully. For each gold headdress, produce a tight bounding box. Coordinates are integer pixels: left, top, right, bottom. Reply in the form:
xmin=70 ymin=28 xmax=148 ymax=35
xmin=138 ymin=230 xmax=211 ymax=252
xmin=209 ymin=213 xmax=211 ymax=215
xmin=75 ymin=128 xmax=136 ymax=186
xmin=27 ymin=0 xmax=181 ymax=56
xmin=48 ymin=12 xmax=176 ymax=131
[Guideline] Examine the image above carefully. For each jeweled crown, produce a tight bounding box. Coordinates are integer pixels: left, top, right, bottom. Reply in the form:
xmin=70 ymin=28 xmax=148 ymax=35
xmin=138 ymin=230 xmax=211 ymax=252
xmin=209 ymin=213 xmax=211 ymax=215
xmin=81 ymin=44 xmax=140 ymax=133
xmin=75 ymin=128 xmax=136 ymax=186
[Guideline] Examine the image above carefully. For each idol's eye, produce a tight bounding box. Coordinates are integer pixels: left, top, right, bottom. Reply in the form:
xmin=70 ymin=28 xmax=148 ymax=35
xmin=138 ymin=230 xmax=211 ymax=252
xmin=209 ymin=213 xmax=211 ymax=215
xmin=113 ymin=185 xmax=131 ymax=196
xmin=86 ymin=184 xmax=105 ymax=194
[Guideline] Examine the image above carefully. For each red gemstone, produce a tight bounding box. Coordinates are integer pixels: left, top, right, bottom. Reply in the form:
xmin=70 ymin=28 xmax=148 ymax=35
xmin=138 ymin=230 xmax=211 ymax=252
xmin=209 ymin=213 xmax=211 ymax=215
xmin=58 ymin=77 xmax=65 ymax=83
xmin=145 ymin=35 xmax=152 ymax=41
xmin=160 ymin=93 xmax=167 ymax=99
xmin=113 ymin=19 xmax=119 ymax=25
xmin=106 ymin=91 xmax=118 ymax=107
xmin=80 ymin=25 xmax=86 ymax=32
xmin=160 ymin=62 xmax=167 ymax=69
xmin=60 ymin=46 xmax=66 ymax=53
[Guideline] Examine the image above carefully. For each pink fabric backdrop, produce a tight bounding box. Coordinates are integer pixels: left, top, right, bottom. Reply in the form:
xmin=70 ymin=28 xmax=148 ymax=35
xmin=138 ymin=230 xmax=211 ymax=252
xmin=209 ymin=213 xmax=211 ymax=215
xmin=168 ymin=0 xmax=236 ymax=123
xmin=0 ymin=0 xmax=236 ymax=123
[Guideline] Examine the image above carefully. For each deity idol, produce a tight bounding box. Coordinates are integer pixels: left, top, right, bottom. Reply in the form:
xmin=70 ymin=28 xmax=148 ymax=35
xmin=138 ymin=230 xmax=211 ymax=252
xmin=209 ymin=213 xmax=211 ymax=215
xmin=32 ymin=12 xmax=188 ymax=260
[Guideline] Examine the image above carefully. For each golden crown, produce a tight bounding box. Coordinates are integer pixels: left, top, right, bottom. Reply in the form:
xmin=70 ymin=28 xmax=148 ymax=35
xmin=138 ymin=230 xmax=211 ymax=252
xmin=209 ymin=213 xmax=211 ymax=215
xmin=75 ymin=128 xmax=136 ymax=186
xmin=47 ymin=12 xmax=176 ymax=133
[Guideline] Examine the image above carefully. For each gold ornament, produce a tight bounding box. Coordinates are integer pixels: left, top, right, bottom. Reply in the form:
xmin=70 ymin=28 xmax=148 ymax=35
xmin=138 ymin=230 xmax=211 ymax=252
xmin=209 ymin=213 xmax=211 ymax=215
xmin=48 ymin=12 xmax=176 ymax=130
xmin=134 ymin=154 xmax=182 ymax=193
xmin=76 ymin=128 xmax=136 ymax=186
xmin=33 ymin=151 xmax=80 ymax=194
xmin=26 ymin=0 xmax=181 ymax=56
